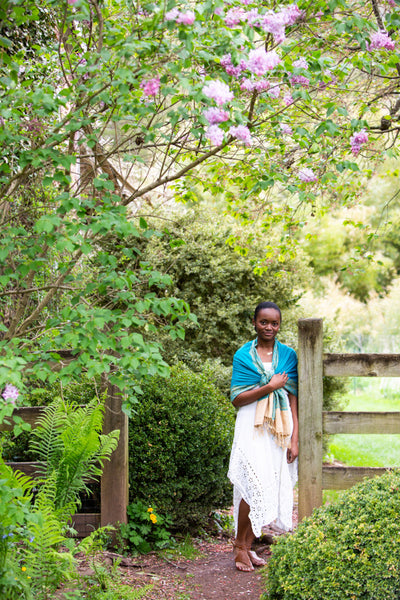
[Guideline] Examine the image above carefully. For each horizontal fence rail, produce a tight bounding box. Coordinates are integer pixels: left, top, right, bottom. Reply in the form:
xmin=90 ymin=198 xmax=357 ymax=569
xmin=298 ymin=318 xmax=400 ymax=522
xmin=323 ymin=353 xmax=400 ymax=377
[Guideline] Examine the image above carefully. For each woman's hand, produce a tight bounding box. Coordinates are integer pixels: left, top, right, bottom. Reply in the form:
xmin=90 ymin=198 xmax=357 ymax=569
xmin=268 ymin=372 xmax=288 ymax=391
xmin=287 ymin=439 xmax=298 ymax=464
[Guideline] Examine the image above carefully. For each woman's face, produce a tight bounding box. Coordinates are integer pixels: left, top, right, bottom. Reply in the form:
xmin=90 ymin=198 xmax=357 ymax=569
xmin=253 ymin=308 xmax=281 ymax=342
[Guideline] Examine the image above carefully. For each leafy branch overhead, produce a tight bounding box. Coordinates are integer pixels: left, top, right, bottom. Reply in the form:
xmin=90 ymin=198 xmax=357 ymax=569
xmin=1 ymin=0 xmax=400 ymax=404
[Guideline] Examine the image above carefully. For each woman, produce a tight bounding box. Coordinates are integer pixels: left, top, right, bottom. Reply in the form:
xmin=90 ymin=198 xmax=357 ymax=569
xmin=228 ymin=301 xmax=298 ymax=572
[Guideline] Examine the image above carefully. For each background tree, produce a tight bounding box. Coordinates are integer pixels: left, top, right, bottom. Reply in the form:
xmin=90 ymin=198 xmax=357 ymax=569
xmin=2 ymin=0 xmax=400 ymax=409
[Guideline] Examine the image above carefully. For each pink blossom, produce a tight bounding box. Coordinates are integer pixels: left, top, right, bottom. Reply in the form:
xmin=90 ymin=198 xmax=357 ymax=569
xmin=165 ymin=8 xmax=179 ymax=20
xmin=206 ymin=125 xmax=224 ymax=146
xmin=350 ymin=129 xmax=368 ymax=155
xmin=203 ymin=107 xmax=230 ymax=124
xmin=26 ymin=118 xmax=44 ymax=134
xmin=176 ymin=10 xmax=195 ymax=25
xmin=293 ymin=57 xmax=308 ymax=69
xmin=261 ymin=5 xmax=302 ymax=44
xmin=2 ymin=384 xmax=19 ymax=404
xmin=240 ymin=78 xmax=270 ymax=93
xmin=229 ymin=124 xmax=253 ymax=146
xmin=283 ymin=93 xmax=294 ymax=106
xmin=387 ymin=0 xmax=396 ymax=6
xmin=246 ymin=9 xmax=261 ymax=27
xmin=281 ymin=4 xmax=303 ymax=26
xmin=68 ymin=0 xmax=77 ymax=4
xmin=224 ymin=7 xmax=247 ymax=27
xmin=261 ymin=12 xmax=287 ymax=44
xmin=298 ymin=167 xmax=317 ymax=182
xmin=368 ymin=30 xmax=395 ymax=51
xmin=140 ymin=77 xmax=160 ymax=97
xmin=247 ymin=48 xmax=281 ymax=76
xmin=267 ymin=85 xmax=281 ymax=98
xmin=289 ymin=74 xmax=310 ymax=87
xmin=221 ymin=54 xmax=246 ymax=78
xmin=214 ymin=7 xmax=224 ymax=16
xmin=280 ymin=123 xmax=293 ymax=135
xmin=202 ymin=80 xmax=234 ymax=105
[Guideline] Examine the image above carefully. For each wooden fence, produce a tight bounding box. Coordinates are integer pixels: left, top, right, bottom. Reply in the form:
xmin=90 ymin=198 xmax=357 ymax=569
xmin=0 ymin=379 xmax=129 ymax=537
xmin=4 ymin=318 xmax=400 ymax=534
xmin=297 ymin=318 xmax=400 ymax=522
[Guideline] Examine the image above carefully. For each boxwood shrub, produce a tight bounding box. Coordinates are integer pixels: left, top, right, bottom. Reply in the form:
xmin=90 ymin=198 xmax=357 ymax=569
xmin=128 ymin=363 xmax=235 ymax=531
xmin=264 ymin=469 xmax=400 ymax=600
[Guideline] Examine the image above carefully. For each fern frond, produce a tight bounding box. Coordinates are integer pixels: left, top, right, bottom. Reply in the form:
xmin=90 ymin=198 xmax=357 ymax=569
xmin=29 ymin=397 xmax=66 ymax=477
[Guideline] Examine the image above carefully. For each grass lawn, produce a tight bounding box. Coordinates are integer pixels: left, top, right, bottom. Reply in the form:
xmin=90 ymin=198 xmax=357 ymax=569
xmin=323 ymin=379 xmax=400 ymax=503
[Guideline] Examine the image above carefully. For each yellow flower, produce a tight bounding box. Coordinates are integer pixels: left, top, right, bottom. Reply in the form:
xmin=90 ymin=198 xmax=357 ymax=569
xmin=150 ymin=513 xmax=157 ymax=524
xmin=147 ymin=507 xmax=153 ymax=513
xmin=21 ymin=566 xmax=27 ymax=572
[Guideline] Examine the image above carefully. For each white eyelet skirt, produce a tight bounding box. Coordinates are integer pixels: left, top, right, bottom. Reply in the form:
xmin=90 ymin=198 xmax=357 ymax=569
xmin=228 ymin=395 xmax=298 ymax=537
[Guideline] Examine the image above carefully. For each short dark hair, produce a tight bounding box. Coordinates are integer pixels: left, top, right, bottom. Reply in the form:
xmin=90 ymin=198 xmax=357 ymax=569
xmin=254 ymin=301 xmax=282 ymax=321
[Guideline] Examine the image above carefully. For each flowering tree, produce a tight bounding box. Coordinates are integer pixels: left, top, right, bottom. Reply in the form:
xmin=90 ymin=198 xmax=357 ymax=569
xmin=1 ymin=0 xmax=400 ymax=407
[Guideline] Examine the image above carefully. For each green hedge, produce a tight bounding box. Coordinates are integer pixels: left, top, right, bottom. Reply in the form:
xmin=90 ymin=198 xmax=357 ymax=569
xmin=128 ymin=363 xmax=235 ymax=531
xmin=264 ymin=470 xmax=400 ymax=600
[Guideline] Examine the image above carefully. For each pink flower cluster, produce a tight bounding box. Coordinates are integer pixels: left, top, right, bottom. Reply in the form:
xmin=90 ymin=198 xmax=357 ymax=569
xmin=224 ymin=7 xmax=247 ymax=27
xmin=280 ymin=123 xmax=293 ymax=135
xmin=298 ymin=167 xmax=317 ymax=182
xmin=220 ymin=2 xmax=302 ymax=43
xmin=2 ymin=384 xmax=19 ymax=404
xmin=293 ymin=57 xmax=308 ymax=69
xmin=240 ymin=78 xmax=269 ymax=93
xmin=261 ymin=4 xmax=302 ymax=44
xmin=267 ymin=85 xmax=281 ymax=98
xmin=221 ymin=54 xmax=247 ymax=78
xmin=289 ymin=57 xmax=310 ymax=87
xmin=229 ymin=125 xmax=253 ymax=146
xmin=284 ymin=93 xmax=294 ymax=106
xmin=206 ymin=124 xmax=224 ymax=146
xmin=350 ymin=129 xmax=368 ymax=155
xmin=368 ymin=31 xmax=395 ymax=51
xmin=289 ymin=74 xmax=310 ymax=87
xmin=26 ymin=118 xmax=44 ymax=135
xmin=165 ymin=8 xmax=195 ymax=25
xmin=203 ymin=107 xmax=230 ymax=124
xmin=140 ymin=77 xmax=160 ymax=98
xmin=202 ymin=80 xmax=234 ymax=105
xmin=247 ymin=48 xmax=281 ymax=76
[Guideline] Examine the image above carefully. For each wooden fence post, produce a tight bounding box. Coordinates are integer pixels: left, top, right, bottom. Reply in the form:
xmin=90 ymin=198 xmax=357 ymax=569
xmin=298 ymin=318 xmax=324 ymax=521
xmin=101 ymin=381 xmax=128 ymax=530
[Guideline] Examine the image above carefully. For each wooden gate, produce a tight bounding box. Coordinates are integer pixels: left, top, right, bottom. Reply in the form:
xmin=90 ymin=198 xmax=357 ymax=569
xmin=297 ymin=318 xmax=400 ymax=522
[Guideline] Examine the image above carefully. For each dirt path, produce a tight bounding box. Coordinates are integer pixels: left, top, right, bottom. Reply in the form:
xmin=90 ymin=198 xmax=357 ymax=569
xmin=115 ymin=537 xmax=270 ymax=600
xmin=172 ymin=538 xmax=269 ymax=600
xmin=72 ymin=512 xmax=297 ymax=599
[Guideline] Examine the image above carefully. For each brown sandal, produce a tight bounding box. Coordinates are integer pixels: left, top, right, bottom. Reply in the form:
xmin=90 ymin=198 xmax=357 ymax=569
xmin=232 ymin=541 xmax=254 ymax=572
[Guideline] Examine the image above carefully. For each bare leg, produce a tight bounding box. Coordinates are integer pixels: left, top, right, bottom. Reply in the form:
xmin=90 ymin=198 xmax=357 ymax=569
xmin=233 ymin=500 xmax=254 ymax=572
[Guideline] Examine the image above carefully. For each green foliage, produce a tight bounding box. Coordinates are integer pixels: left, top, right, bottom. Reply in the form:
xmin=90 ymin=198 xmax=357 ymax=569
xmin=30 ymin=397 xmax=119 ymax=511
xmin=128 ymin=363 xmax=236 ymax=531
xmin=0 ymin=459 xmax=35 ymax=600
xmin=119 ymin=501 xmax=174 ymax=555
xmin=126 ymin=210 xmax=312 ymax=367
xmin=264 ymin=470 xmax=400 ymax=600
xmin=82 ymin=558 xmax=153 ymax=600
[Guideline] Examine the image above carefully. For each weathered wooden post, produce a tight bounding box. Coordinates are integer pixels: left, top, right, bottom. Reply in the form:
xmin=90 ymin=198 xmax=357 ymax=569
xmin=101 ymin=380 xmax=129 ymax=529
xmin=298 ymin=318 xmax=324 ymax=521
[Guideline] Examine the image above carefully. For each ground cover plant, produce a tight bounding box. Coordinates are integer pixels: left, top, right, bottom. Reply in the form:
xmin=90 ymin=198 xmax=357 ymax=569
xmin=265 ymin=469 xmax=400 ymax=600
